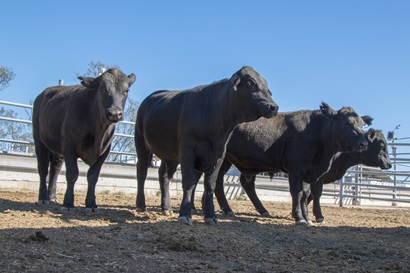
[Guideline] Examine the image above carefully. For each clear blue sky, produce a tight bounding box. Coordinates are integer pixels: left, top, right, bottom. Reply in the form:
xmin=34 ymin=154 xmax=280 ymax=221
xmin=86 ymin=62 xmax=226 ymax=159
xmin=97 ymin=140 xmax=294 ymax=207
xmin=1 ymin=1 xmax=409 ymax=139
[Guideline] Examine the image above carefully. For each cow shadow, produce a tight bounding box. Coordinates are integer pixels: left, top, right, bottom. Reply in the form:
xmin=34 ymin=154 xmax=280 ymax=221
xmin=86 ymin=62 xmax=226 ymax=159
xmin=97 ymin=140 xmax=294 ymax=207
xmin=0 ymin=197 xmax=138 ymax=224
xmin=1 ymin=218 xmax=409 ymax=272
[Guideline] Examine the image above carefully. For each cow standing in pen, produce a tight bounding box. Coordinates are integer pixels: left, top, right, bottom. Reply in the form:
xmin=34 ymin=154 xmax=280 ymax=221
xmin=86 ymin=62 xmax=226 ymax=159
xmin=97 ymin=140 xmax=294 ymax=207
xmin=211 ymin=103 xmax=370 ymax=225
xmin=135 ymin=66 xmax=278 ymax=225
xmin=32 ymin=68 xmax=136 ymax=211
xmin=303 ymin=128 xmax=392 ymax=224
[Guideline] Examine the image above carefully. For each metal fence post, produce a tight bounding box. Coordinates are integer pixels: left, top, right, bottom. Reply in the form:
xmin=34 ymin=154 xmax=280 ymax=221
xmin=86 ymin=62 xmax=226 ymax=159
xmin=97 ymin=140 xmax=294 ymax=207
xmin=339 ymin=176 xmax=344 ymax=207
xmin=392 ymin=141 xmax=398 ymax=207
xmin=352 ymin=165 xmax=359 ymax=205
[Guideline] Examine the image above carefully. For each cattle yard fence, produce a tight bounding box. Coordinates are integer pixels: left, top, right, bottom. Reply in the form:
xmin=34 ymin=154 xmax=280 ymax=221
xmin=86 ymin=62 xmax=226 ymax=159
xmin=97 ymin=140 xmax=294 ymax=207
xmin=1 ymin=100 xmax=410 ymax=208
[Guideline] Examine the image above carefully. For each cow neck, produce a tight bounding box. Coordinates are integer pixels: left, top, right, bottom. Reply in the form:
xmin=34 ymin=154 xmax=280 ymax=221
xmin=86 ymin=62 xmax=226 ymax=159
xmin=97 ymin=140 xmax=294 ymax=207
xmin=223 ymin=85 xmax=257 ymax=130
xmin=86 ymin=88 xmax=115 ymax=142
xmin=200 ymin=80 xmax=242 ymax=139
xmin=310 ymin=115 xmax=346 ymax=183
xmin=320 ymin=151 xmax=362 ymax=184
xmin=333 ymin=150 xmax=362 ymax=172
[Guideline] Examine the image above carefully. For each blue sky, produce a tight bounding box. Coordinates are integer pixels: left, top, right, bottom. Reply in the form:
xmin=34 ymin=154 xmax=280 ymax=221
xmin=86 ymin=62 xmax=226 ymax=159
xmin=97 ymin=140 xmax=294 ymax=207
xmin=1 ymin=1 xmax=409 ymax=140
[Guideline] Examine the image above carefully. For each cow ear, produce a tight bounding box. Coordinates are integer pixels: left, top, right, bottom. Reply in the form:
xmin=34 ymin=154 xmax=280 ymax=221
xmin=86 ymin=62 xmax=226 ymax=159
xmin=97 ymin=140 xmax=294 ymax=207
xmin=230 ymin=74 xmax=241 ymax=91
xmin=361 ymin=115 xmax=373 ymax=126
xmin=367 ymin=128 xmax=376 ymax=142
xmin=78 ymin=76 xmax=98 ymax=89
xmin=127 ymin=74 xmax=137 ymax=86
xmin=320 ymin=102 xmax=336 ymax=118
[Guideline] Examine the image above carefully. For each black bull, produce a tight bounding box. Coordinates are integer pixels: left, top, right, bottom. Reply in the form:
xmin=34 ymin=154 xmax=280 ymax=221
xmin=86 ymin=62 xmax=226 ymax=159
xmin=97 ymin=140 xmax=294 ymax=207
xmin=135 ymin=66 xmax=278 ymax=225
xmin=195 ymin=104 xmax=370 ymax=225
xmin=303 ymin=128 xmax=392 ymax=224
xmin=32 ymin=68 xmax=136 ymax=211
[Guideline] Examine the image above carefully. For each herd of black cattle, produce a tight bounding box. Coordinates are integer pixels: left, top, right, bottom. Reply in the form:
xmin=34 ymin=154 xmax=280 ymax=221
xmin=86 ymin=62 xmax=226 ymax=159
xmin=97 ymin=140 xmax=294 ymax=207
xmin=32 ymin=66 xmax=392 ymax=226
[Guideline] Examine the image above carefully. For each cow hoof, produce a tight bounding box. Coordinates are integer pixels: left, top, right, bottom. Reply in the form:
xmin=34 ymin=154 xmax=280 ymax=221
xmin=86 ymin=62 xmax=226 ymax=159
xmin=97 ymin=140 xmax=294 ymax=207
xmin=204 ymin=217 xmax=219 ymax=225
xmin=191 ymin=208 xmax=199 ymax=215
xmin=178 ymin=216 xmax=193 ymax=225
xmin=224 ymin=211 xmax=235 ymax=217
xmin=162 ymin=210 xmax=173 ymax=216
xmin=307 ymin=220 xmax=315 ymax=227
xmin=85 ymin=207 xmax=99 ymax=213
xmin=135 ymin=207 xmax=146 ymax=212
xmin=295 ymin=219 xmax=308 ymax=226
xmin=61 ymin=206 xmax=74 ymax=212
xmin=37 ymin=200 xmax=50 ymax=206
xmin=260 ymin=212 xmax=273 ymax=218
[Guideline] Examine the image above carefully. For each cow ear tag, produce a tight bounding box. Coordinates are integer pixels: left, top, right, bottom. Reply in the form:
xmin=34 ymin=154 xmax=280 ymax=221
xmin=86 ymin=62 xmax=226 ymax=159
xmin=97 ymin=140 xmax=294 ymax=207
xmin=230 ymin=74 xmax=241 ymax=91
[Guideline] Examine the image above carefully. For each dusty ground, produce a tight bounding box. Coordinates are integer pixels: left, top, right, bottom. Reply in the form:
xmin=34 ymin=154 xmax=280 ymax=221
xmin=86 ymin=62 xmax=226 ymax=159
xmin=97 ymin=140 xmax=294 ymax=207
xmin=0 ymin=189 xmax=409 ymax=273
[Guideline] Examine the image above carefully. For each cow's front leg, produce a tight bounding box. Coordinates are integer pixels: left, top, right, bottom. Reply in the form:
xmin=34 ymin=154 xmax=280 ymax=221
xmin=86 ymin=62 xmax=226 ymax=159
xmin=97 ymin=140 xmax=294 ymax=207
xmin=202 ymin=173 xmax=218 ymax=225
xmin=288 ymin=174 xmax=307 ymax=226
xmin=85 ymin=148 xmax=110 ymax=213
xmin=178 ymin=151 xmax=198 ymax=225
xmin=202 ymin=157 xmax=225 ymax=225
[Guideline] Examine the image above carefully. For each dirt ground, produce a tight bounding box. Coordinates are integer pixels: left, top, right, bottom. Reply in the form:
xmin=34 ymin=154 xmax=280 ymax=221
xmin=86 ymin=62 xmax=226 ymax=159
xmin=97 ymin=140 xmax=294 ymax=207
xmin=0 ymin=189 xmax=409 ymax=273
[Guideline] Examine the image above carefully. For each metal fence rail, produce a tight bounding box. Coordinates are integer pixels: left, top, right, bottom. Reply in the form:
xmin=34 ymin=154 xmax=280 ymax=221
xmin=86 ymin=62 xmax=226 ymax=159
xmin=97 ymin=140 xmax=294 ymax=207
xmin=0 ymin=100 xmax=136 ymax=162
xmin=1 ymin=100 xmax=410 ymax=207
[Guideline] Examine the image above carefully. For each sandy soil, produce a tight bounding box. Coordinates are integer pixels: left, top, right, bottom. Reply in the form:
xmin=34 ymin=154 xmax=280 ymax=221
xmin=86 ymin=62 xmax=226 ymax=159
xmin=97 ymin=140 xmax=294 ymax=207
xmin=0 ymin=189 xmax=409 ymax=273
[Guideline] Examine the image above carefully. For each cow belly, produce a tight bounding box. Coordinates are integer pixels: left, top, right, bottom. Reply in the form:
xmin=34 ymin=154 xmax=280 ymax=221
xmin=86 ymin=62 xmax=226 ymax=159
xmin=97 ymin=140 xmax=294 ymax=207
xmin=39 ymin=135 xmax=63 ymax=154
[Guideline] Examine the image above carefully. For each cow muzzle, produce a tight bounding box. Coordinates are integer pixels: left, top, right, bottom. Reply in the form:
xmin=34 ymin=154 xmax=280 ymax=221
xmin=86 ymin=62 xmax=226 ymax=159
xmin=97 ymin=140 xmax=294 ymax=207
xmin=107 ymin=109 xmax=123 ymax=123
xmin=380 ymin=158 xmax=392 ymax=169
xmin=262 ymin=104 xmax=279 ymax=119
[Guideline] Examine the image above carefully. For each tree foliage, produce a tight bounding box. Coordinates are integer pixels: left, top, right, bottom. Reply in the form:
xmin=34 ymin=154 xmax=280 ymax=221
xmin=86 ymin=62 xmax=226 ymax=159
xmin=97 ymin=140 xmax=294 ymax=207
xmin=75 ymin=61 xmax=119 ymax=78
xmin=0 ymin=62 xmax=139 ymax=161
xmin=0 ymin=107 xmax=33 ymax=153
xmin=0 ymin=66 xmax=16 ymax=91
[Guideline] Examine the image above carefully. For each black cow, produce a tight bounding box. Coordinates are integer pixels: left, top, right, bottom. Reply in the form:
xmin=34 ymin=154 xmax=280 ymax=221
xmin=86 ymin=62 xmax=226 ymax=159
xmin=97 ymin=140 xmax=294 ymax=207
xmin=135 ymin=66 xmax=278 ymax=225
xmin=302 ymin=128 xmax=392 ymax=224
xmin=33 ymin=68 xmax=136 ymax=211
xmin=212 ymin=104 xmax=370 ymax=225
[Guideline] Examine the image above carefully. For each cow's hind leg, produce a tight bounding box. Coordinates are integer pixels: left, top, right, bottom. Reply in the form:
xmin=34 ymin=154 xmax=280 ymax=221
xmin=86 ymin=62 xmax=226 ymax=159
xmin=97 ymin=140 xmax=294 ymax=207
xmin=190 ymin=171 xmax=202 ymax=214
xmin=35 ymin=141 xmax=51 ymax=205
xmin=158 ymin=160 xmax=178 ymax=215
xmin=241 ymin=175 xmax=272 ymax=217
xmin=300 ymin=184 xmax=314 ymax=226
xmin=84 ymin=147 xmax=110 ymax=213
xmin=214 ymin=160 xmax=234 ymax=215
xmin=310 ymin=182 xmax=325 ymax=224
xmin=61 ymin=150 xmax=79 ymax=211
xmin=288 ymin=173 xmax=308 ymax=226
xmin=136 ymin=145 xmax=151 ymax=212
xmin=48 ymin=153 xmax=64 ymax=202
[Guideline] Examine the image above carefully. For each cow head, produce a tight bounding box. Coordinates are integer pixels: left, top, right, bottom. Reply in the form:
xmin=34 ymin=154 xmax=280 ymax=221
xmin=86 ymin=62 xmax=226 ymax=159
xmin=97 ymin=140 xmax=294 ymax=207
xmin=360 ymin=129 xmax=392 ymax=169
xmin=320 ymin=102 xmax=368 ymax=152
xmin=230 ymin=66 xmax=278 ymax=120
xmin=79 ymin=68 xmax=136 ymax=123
